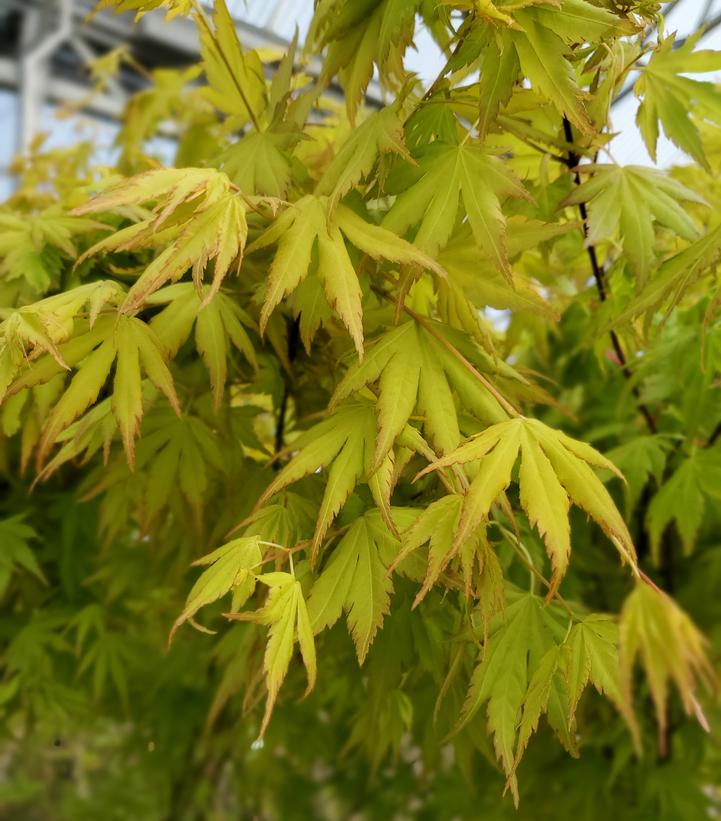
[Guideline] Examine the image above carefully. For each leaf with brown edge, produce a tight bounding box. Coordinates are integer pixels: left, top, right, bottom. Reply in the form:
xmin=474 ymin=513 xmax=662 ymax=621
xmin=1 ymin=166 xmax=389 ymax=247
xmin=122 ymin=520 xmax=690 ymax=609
xmin=227 ymin=571 xmax=316 ymax=738
xmin=620 ymin=582 xmax=715 ymax=754
xmin=417 ymin=418 xmax=635 ymax=589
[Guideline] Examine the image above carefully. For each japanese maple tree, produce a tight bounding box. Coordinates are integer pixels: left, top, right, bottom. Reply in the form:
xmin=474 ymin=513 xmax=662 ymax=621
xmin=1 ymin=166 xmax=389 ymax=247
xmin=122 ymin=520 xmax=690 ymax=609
xmin=1 ymin=0 xmax=720 ymax=818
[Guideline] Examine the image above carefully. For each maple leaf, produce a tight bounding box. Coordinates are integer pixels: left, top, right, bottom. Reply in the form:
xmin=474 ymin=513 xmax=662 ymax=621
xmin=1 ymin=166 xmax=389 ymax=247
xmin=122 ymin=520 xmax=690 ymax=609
xmin=228 ymin=571 xmax=316 ymax=738
xmin=0 ymin=281 xmax=125 ymax=398
xmin=196 ymin=0 xmax=266 ymax=128
xmin=217 ymin=131 xmax=294 ymax=198
xmin=315 ymin=105 xmax=412 ymax=208
xmin=562 ymin=165 xmax=705 ymax=287
xmin=247 ymin=195 xmax=445 ymax=354
xmin=330 ymin=319 xmax=508 ymax=470
xmin=609 ymin=223 xmax=721 ymax=327
xmin=620 ymin=582 xmax=715 ymax=754
xmin=0 ymin=516 xmax=46 ymax=597
xmin=388 ymin=494 xmax=464 ymax=606
xmin=604 ymin=436 xmax=668 ymax=517
xmin=562 ymin=615 xmax=629 ymax=727
xmin=0 ymin=207 xmax=107 ymax=295
xmin=437 ymin=217 xmax=567 ymax=317
xmin=383 ymin=142 xmax=530 ymax=276
xmin=309 ymin=0 xmax=421 ymax=121
xmin=74 ymin=167 xmax=248 ymax=311
xmin=646 ymin=449 xmax=721 ymax=560
xmin=307 ymin=508 xmax=414 ymax=664
xmin=92 ymin=0 xmax=192 ymax=21
xmin=4 ymin=313 xmax=179 ymax=468
xmin=147 ymin=283 xmax=257 ymax=407
xmin=252 ymin=400 xmax=430 ymax=558
xmin=170 ymin=534 xmax=262 ymax=642
xmin=635 ymin=32 xmax=721 ymax=171
xmin=418 ymin=417 xmax=635 ymax=593
xmin=457 ymin=591 xmax=566 ymax=804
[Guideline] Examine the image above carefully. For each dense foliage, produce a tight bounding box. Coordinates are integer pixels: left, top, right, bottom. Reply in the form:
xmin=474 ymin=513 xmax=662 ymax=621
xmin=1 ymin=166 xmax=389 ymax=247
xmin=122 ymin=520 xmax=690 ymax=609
xmin=1 ymin=0 xmax=721 ymax=817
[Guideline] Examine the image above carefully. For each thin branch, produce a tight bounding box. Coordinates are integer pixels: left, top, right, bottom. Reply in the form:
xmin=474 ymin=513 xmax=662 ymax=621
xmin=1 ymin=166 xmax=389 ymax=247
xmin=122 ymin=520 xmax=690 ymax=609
xmin=274 ymin=317 xmax=300 ymax=457
xmin=562 ymin=118 xmax=658 ymax=434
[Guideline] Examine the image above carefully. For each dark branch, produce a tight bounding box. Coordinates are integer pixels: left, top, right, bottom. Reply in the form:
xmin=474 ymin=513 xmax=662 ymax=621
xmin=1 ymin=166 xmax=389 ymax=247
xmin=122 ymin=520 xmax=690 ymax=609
xmin=562 ymin=118 xmax=658 ymax=434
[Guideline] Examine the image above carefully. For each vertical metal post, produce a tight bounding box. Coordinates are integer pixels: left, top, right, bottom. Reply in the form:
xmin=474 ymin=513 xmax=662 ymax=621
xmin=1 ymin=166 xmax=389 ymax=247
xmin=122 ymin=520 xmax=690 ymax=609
xmin=18 ymin=0 xmax=73 ymax=153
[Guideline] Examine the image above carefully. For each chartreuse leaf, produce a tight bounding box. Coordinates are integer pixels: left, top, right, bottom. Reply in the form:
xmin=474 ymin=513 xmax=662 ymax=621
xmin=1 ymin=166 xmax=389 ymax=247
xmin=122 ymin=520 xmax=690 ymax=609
xmin=74 ymin=167 xmax=248 ymax=310
xmin=196 ymin=0 xmax=266 ymax=128
xmin=228 ymin=571 xmax=316 ymax=738
xmin=253 ymin=401 xmax=428 ymax=558
xmin=111 ymin=315 xmax=179 ymax=466
xmin=4 ymin=313 xmax=178 ymax=467
xmin=563 ymin=615 xmax=627 ymax=725
xmin=0 ymin=281 xmax=125 ymax=399
xmin=170 ymin=534 xmax=262 ymax=642
xmin=605 ymin=436 xmax=668 ymax=515
xmin=387 ymin=494 xmax=464 ymax=606
xmin=316 ymin=105 xmax=412 ymax=207
xmin=217 ymin=131 xmax=293 ymax=198
xmin=0 ymin=516 xmax=46 ymax=597
xmin=308 ymin=509 xmax=405 ymax=664
xmin=437 ymin=218 xmax=564 ymax=318
xmin=620 ymin=582 xmax=715 ymax=752
xmin=509 ymin=8 xmax=593 ymax=135
xmin=247 ymin=195 xmax=444 ymax=353
xmin=331 ymin=319 xmax=507 ymax=470
xmin=646 ymin=449 xmax=721 ymax=560
xmin=418 ymin=418 xmax=634 ymax=591
xmin=0 ymin=207 xmax=106 ymax=295
xmin=635 ymin=32 xmax=721 ymax=171
xmin=92 ymin=0 xmax=192 ymax=20
xmin=147 ymin=283 xmax=256 ymax=407
xmin=609 ymin=223 xmax=721 ymax=326
xmin=457 ymin=592 xmax=564 ymax=804
xmin=562 ymin=165 xmax=705 ymax=287
xmin=383 ymin=142 xmax=529 ymax=275
xmin=310 ymin=0 xmax=421 ymax=121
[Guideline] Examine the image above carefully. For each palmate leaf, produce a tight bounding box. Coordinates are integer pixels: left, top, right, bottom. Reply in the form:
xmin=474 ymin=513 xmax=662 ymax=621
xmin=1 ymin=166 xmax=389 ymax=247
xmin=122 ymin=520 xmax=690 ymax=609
xmin=388 ymin=494 xmax=465 ymax=605
xmin=457 ymin=591 xmax=566 ymax=804
xmin=0 ymin=207 xmax=107 ymax=295
xmin=170 ymin=534 xmax=262 ymax=642
xmin=315 ymin=104 xmax=412 ymax=207
xmin=0 ymin=516 xmax=46 ymax=597
xmin=227 ymin=571 xmax=316 ymax=738
xmin=437 ymin=218 xmax=566 ymax=317
xmin=4 ymin=313 xmax=179 ymax=467
xmin=383 ymin=142 xmax=530 ymax=276
xmin=330 ymin=319 xmax=507 ymax=469
xmin=620 ymin=582 xmax=715 ymax=753
xmin=635 ymin=32 xmax=721 ymax=171
xmin=562 ymin=165 xmax=705 ymax=287
xmin=563 ymin=615 xmax=627 ymax=725
xmin=83 ymin=405 xmax=227 ymax=524
xmin=247 ymin=195 xmax=445 ymax=354
xmin=309 ymin=0 xmax=421 ymax=121
xmin=646 ymin=449 xmax=721 ymax=560
xmin=252 ymin=400 xmax=430 ymax=558
xmin=307 ymin=508 xmax=416 ymax=664
xmin=0 ymin=280 xmax=125 ymax=398
xmin=608 ymin=223 xmax=721 ymax=327
xmin=147 ymin=283 xmax=257 ymax=407
xmin=217 ymin=131 xmax=294 ymax=198
xmin=196 ymin=0 xmax=266 ymax=128
xmin=74 ymin=167 xmax=249 ymax=311
xmin=418 ymin=417 xmax=635 ymax=593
